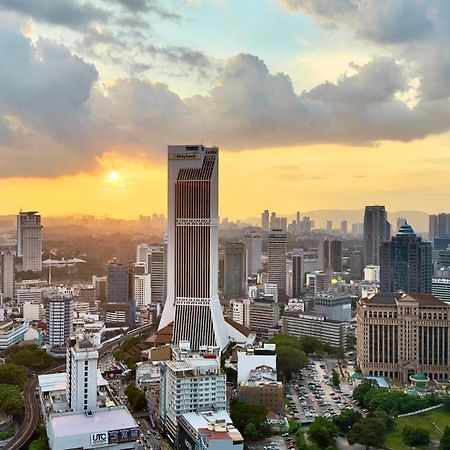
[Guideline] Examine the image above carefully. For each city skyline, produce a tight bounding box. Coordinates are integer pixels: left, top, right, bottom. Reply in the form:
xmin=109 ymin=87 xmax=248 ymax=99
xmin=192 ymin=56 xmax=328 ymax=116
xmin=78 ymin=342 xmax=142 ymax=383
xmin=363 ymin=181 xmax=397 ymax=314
xmin=2 ymin=1 xmax=450 ymax=218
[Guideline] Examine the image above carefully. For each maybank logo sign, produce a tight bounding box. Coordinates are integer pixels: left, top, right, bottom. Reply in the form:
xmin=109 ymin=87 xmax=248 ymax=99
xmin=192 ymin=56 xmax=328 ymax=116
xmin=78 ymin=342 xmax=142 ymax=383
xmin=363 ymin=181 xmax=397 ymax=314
xmin=91 ymin=432 xmax=109 ymax=446
xmin=169 ymin=153 xmax=200 ymax=160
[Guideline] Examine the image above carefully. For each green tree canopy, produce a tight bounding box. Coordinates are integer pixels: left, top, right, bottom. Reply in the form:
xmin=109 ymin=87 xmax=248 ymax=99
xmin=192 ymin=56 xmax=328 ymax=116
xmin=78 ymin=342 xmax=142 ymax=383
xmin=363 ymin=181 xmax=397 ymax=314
xmin=308 ymin=416 xmax=339 ymax=449
xmin=347 ymin=411 xmax=393 ymax=450
xmin=331 ymin=369 xmax=340 ymax=387
xmin=276 ymin=345 xmax=308 ymax=380
xmin=230 ymin=400 xmax=270 ymax=441
xmin=0 ymin=384 xmax=23 ymax=416
xmin=440 ymin=426 xmax=450 ymax=450
xmin=5 ymin=344 xmax=54 ymax=370
xmin=0 ymin=363 xmax=27 ymax=388
xmin=332 ymin=409 xmax=362 ymax=434
xmin=402 ymin=425 xmax=430 ymax=447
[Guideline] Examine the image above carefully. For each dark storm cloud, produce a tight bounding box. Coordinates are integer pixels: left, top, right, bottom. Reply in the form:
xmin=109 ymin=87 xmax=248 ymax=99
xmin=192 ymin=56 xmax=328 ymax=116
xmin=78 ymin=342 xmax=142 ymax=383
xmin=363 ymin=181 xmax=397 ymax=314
xmin=1 ymin=0 xmax=109 ymax=30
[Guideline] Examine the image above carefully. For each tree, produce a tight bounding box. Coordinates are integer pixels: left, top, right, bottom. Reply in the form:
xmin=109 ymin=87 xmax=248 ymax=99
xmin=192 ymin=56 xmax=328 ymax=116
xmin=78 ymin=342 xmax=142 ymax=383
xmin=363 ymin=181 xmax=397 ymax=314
xmin=331 ymin=369 xmax=340 ymax=387
xmin=440 ymin=426 xmax=450 ymax=450
xmin=0 ymin=363 xmax=27 ymax=388
xmin=332 ymin=409 xmax=362 ymax=434
xmin=402 ymin=425 xmax=430 ymax=447
xmin=124 ymin=384 xmax=146 ymax=411
xmin=0 ymin=384 xmax=23 ymax=416
xmin=308 ymin=417 xmax=339 ymax=449
xmin=276 ymin=345 xmax=308 ymax=381
xmin=347 ymin=411 xmax=393 ymax=450
xmin=230 ymin=400 xmax=270 ymax=441
xmin=5 ymin=344 xmax=54 ymax=370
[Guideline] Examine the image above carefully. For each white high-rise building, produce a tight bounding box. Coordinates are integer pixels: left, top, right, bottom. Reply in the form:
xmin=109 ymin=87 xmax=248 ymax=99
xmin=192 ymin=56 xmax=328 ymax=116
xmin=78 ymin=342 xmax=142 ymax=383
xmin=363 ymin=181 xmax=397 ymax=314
xmin=148 ymin=246 xmax=164 ymax=305
xmin=134 ymin=274 xmax=151 ymax=308
xmin=66 ymin=335 xmax=99 ymax=412
xmin=364 ymin=265 xmax=380 ymax=282
xmin=46 ymin=294 xmax=74 ymax=350
xmin=268 ymin=229 xmax=287 ymax=300
xmin=136 ymin=243 xmax=151 ymax=272
xmin=243 ymin=231 xmax=262 ymax=276
xmin=17 ymin=211 xmax=43 ymax=272
xmin=158 ymin=145 xmax=230 ymax=350
xmin=0 ymin=248 xmax=15 ymax=299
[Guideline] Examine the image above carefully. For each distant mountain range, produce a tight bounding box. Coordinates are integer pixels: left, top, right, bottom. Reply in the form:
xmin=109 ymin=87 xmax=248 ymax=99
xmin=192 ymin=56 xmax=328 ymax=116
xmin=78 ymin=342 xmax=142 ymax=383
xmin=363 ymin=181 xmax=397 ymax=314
xmin=245 ymin=209 xmax=431 ymax=233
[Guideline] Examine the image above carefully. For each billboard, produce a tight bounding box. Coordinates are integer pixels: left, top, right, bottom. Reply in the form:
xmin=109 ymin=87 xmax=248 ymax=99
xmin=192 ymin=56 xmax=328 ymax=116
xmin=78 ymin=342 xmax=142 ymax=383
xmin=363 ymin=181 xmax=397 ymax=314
xmin=91 ymin=432 xmax=109 ymax=446
xmin=108 ymin=427 xmax=140 ymax=444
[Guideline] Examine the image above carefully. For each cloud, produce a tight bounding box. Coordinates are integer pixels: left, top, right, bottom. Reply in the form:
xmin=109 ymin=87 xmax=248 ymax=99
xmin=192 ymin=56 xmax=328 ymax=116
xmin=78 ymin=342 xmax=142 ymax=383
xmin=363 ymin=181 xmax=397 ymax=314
xmin=2 ymin=25 xmax=450 ymax=178
xmin=104 ymin=0 xmax=181 ymax=20
xmin=1 ymin=0 xmax=109 ymax=31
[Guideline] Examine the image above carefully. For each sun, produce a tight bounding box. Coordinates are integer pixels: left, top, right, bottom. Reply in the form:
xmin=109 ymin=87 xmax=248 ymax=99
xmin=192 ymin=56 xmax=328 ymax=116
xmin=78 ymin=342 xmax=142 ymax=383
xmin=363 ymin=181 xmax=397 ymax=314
xmin=108 ymin=171 xmax=119 ymax=181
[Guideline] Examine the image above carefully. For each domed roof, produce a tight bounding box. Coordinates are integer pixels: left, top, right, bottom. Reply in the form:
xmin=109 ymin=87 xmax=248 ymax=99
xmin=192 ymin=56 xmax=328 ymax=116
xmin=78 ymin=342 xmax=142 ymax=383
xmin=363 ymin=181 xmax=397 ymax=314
xmin=397 ymin=223 xmax=416 ymax=236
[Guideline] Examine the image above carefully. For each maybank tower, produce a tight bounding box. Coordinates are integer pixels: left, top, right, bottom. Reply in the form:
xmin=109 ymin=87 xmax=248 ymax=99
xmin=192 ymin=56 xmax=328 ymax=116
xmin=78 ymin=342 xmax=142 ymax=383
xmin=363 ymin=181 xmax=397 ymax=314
xmin=158 ymin=145 xmax=247 ymax=351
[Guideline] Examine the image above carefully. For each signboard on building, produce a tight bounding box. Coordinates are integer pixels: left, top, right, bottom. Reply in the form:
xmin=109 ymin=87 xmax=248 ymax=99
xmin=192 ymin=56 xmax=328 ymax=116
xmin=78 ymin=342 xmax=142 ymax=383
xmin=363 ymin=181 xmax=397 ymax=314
xmin=108 ymin=427 xmax=140 ymax=444
xmin=168 ymin=153 xmax=200 ymax=160
xmin=91 ymin=432 xmax=109 ymax=446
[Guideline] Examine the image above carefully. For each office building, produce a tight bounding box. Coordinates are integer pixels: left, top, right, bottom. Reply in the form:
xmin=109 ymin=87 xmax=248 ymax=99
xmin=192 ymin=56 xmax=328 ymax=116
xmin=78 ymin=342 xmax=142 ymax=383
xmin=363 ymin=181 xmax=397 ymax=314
xmin=364 ymin=265 xmax=380 ymax=282
xmin=356 ymin=292 xmax=450 ymax=382
xmin=248 ymin=298 xmax=280 ymax=340
xmin=292 ymin=248 xmax=305 ymax=297
xmin=92 ymin=276 xmax=107 ymax=305
xmin=304 ymin=251 xmax=318 ymax=273
xmin=319 ymin=239 xmax=342 ymax=272
xmin=17 ymin=211 xmax=43 ymax=272
xmin=0 ymin=248 xmax=15 ymax=299
xmin=46 ymin=294 xmax=74 ymax=351
xmin=314 ymin=292 xmax=352 ymax=321
xmin=283 ymin=313 xmax=347 ymax=349
xmin=39 ymin=333 xmax=140 ymax=449
xmin=326 ymin=220 xmax=332 ymax=232
xmin=352 ymin=223 xmax=364 ymax=237
xmin=134 ymin=274 xmax=151 ymax=308
xmin=268 ymin=229 xmax=287 ymax=300
xmin=380 ymin=223 xmax=432 ymax=293
xmin=397 ymin=217 xmax=407 ymax=232
xmin=23 ymin=301 xmax=44 ymax=321
xmin=178 ymin=411 xmax=243 ymax=450
xmin=429 ymin=214 xmax=438 ymax=241
xmin=237 ymin=343 xmax=277 ymax=383
xmin=261 ymin=210 xmax=270 ymax=232
xmin=301 ymin=216 xmax=312 ymax=233
xmin=340 ymin=220 xmax=348 ymax=235
xmin=136 ymin=243 xmax=150 ymax=272
xmin=437 ymin=213 xmax=450 ymax=239
xmin=0 ymin=320 xmax=29 ymax=350
xmin=314 ymin=271 xmax=332 ymax=294
xmin=438 ymin=246 xmax=450 ymax=267
xmin=363 ymin=206 xmax=390 ymax=266
xmin=229 ymin=298 xmax=250 ymax=326
xmin=432 ymin=277 xmax=450 ymax=303
xmin=224 ymin=242 xmax=246 ymax=299
xmin=148 ymin=246 xmax=165 ymax=305
xmin=158 ymin=145 xmax=245 ymax=351
xmin=243 ymin=231 xmax=262 ymax=275
xmin=160 ymin=352 xmax=226 ymax=442
xmin=349 ymin=251 xmax=364 ymax=280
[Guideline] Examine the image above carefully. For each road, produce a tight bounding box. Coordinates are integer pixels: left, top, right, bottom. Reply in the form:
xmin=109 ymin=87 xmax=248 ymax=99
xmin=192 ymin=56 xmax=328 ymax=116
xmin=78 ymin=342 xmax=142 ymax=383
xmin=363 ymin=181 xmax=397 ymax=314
xmin=3 ymin=323 xmax=154 ymax=450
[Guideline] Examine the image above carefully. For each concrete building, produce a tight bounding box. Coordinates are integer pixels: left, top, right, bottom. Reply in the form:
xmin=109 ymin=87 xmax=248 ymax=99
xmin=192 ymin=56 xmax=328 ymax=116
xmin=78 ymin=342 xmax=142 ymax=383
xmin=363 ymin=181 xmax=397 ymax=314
xmin=349 ymin=251 xmax=364 ymax=280
xmin=224 ymin=242 xmax=246 ymax=300
xmin=363 ymin=206 xmax=390 ymax=266
xmin=283 ymin=313 xmax=347 ymax=349
xmin=160 ymin=351 xmax=226 ymax=443
xmin=178 ymin=411 xmax=243 ymax=450
xmin=268 ymin=229 xmax=287 ymax=300
xmin=261 ymin=210 xmax=270 ymax=232
xmin=314 ymin=292 xmax=352 ymax=322
xmin=248 ymin=298 xmax=280 ymax=340
xmin=0 ymin=320 xmax=29 ymax=350
xmin=229 ymin=298 xmax=250 ymax=327
xmin=243 ymin=231 xmax=262 ymax=276
xmin=134 ymin=274 xmax=151 ymax=309
xmin=356 ymin=292 xmax=450 ymax=382
xmin=17 ymin=211 xmax=43 ymax=272
xmin=0 ymin=248 xmax=15 ymax=299
xmin=39 ymin=333 xmax=140 ymax=449
xmin=319 ymin=239 xmax=342 ymax=272
xmin=148 ymin=246 xmax=165 ymax=305
xmin=314 ymin=271 xmax=332 ymax=294
xmin=380 ymin=223 xmax=432 ymax=294
xmin=364 ymin=265 xmax=380 ymax=282
xmin=136 ymin=243 xmax=151 ymax=271
xmin=432 ymin=277 xmax=450 ymax=303
xmin=46 ymin=294 xmax=74 ymax=351
xmin=341 ymin=220 xmax=348 ymax=235
xmin=237 ymin=343 xmax=277 ymax=383
xmin=292 ymin=248 xmax=305 ymax=298
xmin=23 ymin=301 xmax=44 ymax=321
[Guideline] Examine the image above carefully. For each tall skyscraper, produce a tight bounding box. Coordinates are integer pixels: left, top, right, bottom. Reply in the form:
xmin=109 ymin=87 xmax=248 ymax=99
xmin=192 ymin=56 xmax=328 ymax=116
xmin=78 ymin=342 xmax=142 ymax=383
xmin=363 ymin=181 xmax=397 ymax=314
xmin=261 ymin=210 xmax=270 ymax=232
xmin=380 ymin=223 xmax=432 ymax=293
xmin=396 ymin=217 xmax=407 ymax=232
xmin=224 ymin=242 xmax=246 ymax=300
xmin=326 ymin=220 xmax=333 ymax=232
xmin=0 ymin=248 xmax=15 ymax=299
xmin=319 ymin=239 xmax=342 ymax=272
xmin=429 ymin=214 xmax=438 ymax=241
xmin=340 ymin=220 xmax=347 ymax=235
xmin=349 ymin=250 xmax=364 ymax=280
xmin=363 ymin=206 xmax=390 ymax=266
xmin=292 ymin=248 xmax=305 ymax=298
xmin=243 ymin=231 xmax=262 ymax=275
xmin=17 ymin=211 xmax=43 ymax=272
xmin=148 ymin=246 xmax=165 ymax=305
xmin=136 ymin=243 xmax=151 ymax=272
xmin=438 ymin=213 xmax=450 ymax=239
xmin=268 ymin=229 xmax=287 ymax=300
xmin=158 ymin=145 xmax=230 ymax=350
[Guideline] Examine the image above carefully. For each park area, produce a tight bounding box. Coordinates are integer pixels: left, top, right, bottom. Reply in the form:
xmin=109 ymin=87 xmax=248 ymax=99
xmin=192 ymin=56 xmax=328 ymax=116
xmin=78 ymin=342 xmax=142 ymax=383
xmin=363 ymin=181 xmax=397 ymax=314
xmin=385 ymin=407 xmax=450 ymax=450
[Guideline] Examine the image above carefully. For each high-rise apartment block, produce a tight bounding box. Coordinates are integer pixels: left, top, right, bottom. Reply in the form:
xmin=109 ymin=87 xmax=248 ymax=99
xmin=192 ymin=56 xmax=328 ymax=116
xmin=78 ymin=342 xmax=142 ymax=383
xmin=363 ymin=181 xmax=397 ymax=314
xmin=46 ymin=293 xmax=74 ymax=351
xmin=224 ymin=242 xmax=246 ymax=299
xmin=268 ymin=229 xmax=287 ymax=300
xmin=380 ymin=223 xmax=432 ymax=293
xmin=134 ymin=273 xmax=151 ymax=308
xmin=243 ymin=231 xmax=262 ymax=275
xmin=0 ymin=248 xmax=15 ymax=299
xmin=17 ymin=211 xmax=43 ymax=272
xmin=357 ymin=292 xmax=450 ymax=382
xmin=363 ymin=206 xmax=390 ymax=266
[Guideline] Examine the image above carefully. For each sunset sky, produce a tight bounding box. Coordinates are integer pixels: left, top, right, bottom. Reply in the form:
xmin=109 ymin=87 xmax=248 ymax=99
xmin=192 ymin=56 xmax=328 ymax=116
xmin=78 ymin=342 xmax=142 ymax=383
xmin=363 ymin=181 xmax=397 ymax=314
xmin=1 ymin=0 xmax=450 ymax=219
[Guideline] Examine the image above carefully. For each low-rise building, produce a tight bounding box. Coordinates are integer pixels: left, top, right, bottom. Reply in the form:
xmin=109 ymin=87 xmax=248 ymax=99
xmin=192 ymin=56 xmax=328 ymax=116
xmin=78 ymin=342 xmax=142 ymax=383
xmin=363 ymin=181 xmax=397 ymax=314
xmin=0 ymin=320 xmax=29 ymax=350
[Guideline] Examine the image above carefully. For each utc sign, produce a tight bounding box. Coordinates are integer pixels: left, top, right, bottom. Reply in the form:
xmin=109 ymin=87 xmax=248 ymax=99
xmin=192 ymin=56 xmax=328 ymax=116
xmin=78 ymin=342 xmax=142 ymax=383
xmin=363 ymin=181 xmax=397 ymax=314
xmin=91 ymin=432 xmax=109 ymax=446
